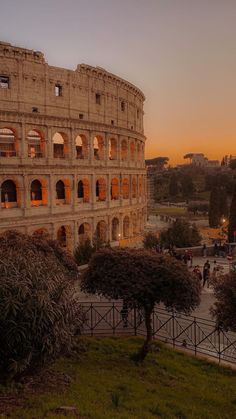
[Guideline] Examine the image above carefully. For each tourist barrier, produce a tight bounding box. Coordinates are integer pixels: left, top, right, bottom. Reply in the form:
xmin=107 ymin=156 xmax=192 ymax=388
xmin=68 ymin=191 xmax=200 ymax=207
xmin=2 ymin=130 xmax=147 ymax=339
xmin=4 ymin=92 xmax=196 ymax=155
xmin=80 ymin=301 xmax=236 ymax=365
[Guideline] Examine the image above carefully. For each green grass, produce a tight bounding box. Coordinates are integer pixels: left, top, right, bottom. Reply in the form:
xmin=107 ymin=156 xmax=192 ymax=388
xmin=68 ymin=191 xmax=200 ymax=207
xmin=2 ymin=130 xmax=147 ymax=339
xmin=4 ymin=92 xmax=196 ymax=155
xmin=151 ymin=206 xmax=188 ymax=217
xmin=1 ymin=337 xmax=236 ymax=419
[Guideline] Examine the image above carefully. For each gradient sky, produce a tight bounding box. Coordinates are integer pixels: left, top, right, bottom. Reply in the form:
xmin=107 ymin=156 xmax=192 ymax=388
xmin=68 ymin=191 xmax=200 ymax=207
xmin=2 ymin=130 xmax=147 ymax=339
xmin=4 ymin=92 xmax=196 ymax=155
xmin=1 ymin=0 xmax=236 ymax=164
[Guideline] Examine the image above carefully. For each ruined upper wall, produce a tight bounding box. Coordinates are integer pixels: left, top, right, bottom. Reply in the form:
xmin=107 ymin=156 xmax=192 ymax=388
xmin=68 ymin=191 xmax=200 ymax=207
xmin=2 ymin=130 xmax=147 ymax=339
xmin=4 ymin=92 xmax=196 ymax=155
xmin=0 ymin=41 xmax=145 ymax=134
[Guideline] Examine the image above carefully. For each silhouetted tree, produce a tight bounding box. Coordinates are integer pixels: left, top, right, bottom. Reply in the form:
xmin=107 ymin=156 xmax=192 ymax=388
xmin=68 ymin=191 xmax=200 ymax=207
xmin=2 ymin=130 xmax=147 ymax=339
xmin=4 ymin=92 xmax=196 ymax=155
xmin=228 ymin=185 xmax=236 ymax=242
xmin=211 ymin=271 xmax=236 ymax=332
xmin=143 ymin=232 xmax=159 ymax=250
xmin=169 ymin=174 xmax=178 ymax=197
xmin=81 ymin=248 xmax=201 ymax=361
xmin=160 ymin=219 xmax=201 ymax=248
xmin=209 ymin=186 xmax=221 ymax=228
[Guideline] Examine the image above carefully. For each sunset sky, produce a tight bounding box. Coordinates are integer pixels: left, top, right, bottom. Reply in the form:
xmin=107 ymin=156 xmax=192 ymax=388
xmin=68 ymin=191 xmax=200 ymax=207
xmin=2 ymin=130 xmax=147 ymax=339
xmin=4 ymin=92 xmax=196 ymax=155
xmin=1 ymin=0 xmax=236 ymax=164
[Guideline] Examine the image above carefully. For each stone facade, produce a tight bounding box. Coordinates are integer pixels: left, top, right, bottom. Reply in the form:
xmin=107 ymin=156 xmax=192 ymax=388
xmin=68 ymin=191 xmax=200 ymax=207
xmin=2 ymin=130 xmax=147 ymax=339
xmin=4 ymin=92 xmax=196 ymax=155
xmin=0 ymin=41 xmax=147 ymax=251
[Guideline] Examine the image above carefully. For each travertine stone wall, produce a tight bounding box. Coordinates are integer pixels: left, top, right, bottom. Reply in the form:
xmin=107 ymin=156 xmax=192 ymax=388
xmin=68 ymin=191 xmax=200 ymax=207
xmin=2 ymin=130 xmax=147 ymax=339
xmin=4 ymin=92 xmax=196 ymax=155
xmin=0 ymin=41 xmax=147 ymax=251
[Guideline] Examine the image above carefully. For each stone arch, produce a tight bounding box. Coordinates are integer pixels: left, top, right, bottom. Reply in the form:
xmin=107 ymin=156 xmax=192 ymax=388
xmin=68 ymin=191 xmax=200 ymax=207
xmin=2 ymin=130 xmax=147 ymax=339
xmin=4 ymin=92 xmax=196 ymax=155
xmin=96 ymin=220 xmax=107 ymax=243
xmin=132 ymin=177 xmax=137 ymax=198
xmin=0 ymin=127 xmax=18 ymax=157
xmin=1 ymin=179 xmax=17 ymax=208
xmin=75 ymin=134 xmax=88 ymax=159
xmin=109 ymin=138 xmax=118 ymax=160
xmin=78 ymin=222 xmax=91 ymax=243
xmin=111 ymin=177 xmax=119 ymax=200
xmin=56 ymin=180 xmax=65 ymax=200
xmin=53 ymin=132 xmax=69 ymax=158
xmin=111 ymin=217 xmax=119 ymax=241
xmin=96 ymin=177 xmax=106 ymax=201
xmin=57 ymin=225 xmax=72 ymax=250
xmin=122 ymin=178 xmax=129 ymax=199
xmin=27 ymin=129 xmax=45 ymax=158
xmin=123 ymin=216 xmax=130 ymax=238
xmin=78 ymin=178 xmax=90 ymax=202
xmin=30 ymin=178 xmax=48 ymax=206
xmin=130 ymin=141 xmax=135 ymax=161
xmin=121 ymin=139 xmax=128 ymax=161
xmin=132 ymin=213 xmax=138 ymax=235
xmin=94 ymin=135 xmax=104 ymax=160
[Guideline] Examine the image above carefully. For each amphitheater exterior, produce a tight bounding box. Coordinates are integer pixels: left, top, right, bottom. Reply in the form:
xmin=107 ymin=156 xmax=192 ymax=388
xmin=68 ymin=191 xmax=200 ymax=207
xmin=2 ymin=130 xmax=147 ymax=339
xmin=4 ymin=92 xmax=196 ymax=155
xmin=0 ymin=41 xmax=147 ymax=251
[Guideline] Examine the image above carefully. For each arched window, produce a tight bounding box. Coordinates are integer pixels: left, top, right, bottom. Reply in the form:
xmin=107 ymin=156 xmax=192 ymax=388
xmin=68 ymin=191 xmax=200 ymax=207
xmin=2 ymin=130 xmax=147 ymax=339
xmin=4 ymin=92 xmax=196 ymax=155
xmin=53 ymin=132 xmax=68 ymax=158
xmin=123 ymin=216 xmax=130 ymax=238
xmin=109 ymin=138 xmax=117 ymax=160
xmin=57 ymin=226 xmax=67 ymax=247
xmin=122 ymin=178 xmax=129 ymax=199
xmin=56 ymin=180 xmax=65 ymax=200
xmin=132 ymin=213 xmax=138 ymax=235
xmin=111 ymin=178 xmax=119 ymax=200
xmin=78 ymin=223 xmax=91 ymax=243
xmin=31 ymin=180 xmax=42 ymax=201
xmin=132 ymin=177 xmax=137 ymax=198
xmin=75 ymin=135 xmax=87 ymax=159
xmin=1 ymin=180 xmax=17 ymax=205
xmin=112 ymin=218 xmax=119 ymax=241
xmin=94 ymin=136 xmax=104 ymax=160
xmin=33 ymin=228 xmax=49 ymax=239
xmin=0 ymin=128 xmax=17 ymax=157
xmin=27 ymin=130 xmax=44 ymax=158
xmin=96 ymin=178 xmax=106 ymax=201
xmin=78 ymin=180 xmax=84 ymax=198
xmin=96 ymin=220 xmax=107 ymax=243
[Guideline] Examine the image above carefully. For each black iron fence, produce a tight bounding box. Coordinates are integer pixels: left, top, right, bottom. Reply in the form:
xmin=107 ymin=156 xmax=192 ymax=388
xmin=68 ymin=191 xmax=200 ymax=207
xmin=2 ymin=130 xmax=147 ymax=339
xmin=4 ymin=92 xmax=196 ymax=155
xmin=80 ymin=301 xmax=236 ymax=365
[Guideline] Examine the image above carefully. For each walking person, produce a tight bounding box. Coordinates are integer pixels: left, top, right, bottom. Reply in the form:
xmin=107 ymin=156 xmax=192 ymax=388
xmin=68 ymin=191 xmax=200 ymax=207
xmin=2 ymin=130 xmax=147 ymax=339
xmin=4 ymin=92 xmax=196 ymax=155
xmin=203 ymin=260 xmax=210 ymax=287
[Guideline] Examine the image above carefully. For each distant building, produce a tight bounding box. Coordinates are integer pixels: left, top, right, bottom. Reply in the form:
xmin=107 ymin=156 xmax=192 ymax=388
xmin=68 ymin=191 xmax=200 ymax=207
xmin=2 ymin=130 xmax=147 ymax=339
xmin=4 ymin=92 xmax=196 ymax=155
xmin=186 ymin=153 xmax=220 ymax=168
xmin=222 ymin=155 xmax=236 ymax=166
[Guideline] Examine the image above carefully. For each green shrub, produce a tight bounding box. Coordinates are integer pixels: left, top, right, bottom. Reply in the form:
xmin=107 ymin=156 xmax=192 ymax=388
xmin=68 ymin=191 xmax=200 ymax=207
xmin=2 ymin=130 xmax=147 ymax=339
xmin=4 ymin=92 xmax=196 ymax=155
xmin=143 ymin=232 xmax=159 ymax=249
xmin=0 ymin=231 xmax=83 ymax=382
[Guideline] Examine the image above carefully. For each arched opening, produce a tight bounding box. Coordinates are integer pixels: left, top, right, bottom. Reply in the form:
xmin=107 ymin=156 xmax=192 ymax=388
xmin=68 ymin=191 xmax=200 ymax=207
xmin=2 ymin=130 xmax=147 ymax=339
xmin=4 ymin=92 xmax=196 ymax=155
xmin=111 ymin=178 xmax=119 ymax=200
xmin=75 ymin=134 xmax=87 ymax=159
xmin=122 ymin=178 xmax=129 ymax=199
xmin=123 ymin=216 xmax=130 ymax=238
xmin=94 ymin=136 xmax=104 ymax=160
xmin=27 ymin=130 xmax=44 ymax=158
xmin=31 ymin=180 xmax=42 ymax=205
xmin=132 ymin=213 xmax=138 ymax=235
xmin=57 ymin=226 xmax=67 ymax=248
xmin=33 ymin=228 xmax=49 ymax=239
xmin=1 ymin=180 xmax=17 ymax=208
xmin=53 ymin=132 xmax=68 ymax=158
xmin=112 ymin=217 xmax=119 ymax=241
xmin=0 ymin=128 xmax=17 ymax=157
xmin=130 ymin=142 xmax=135 ymax=161
xmin=109 ymin=138 xmax=117 ymax=160
xmin=139 ymin=177 xmax=143 ymax=196
xmin=132 ymin=177 xmax=137 ymax=198
xmin=121 ymin=140 xmax=128 ymax=161
xmin=78 ymin=180 xmax=84 ymax=199
xmin=96 ymin=178 xmax=106 ymax=201
xmin=78 ymin=178 xmax=89 ymax=202
xmin=96 ymin=220 xmax=107 ymax=243
xmin=78 ymin=222 xmax=91 ymax=243
xmin=137 ymin=142 xmax=141 ymax=161
xmin=56 ymin=180 xmax=65 ymax=201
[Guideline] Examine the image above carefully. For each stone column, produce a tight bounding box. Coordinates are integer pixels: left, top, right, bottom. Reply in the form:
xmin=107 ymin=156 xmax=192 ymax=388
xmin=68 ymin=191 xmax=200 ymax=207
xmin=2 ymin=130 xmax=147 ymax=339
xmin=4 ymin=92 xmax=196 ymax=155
xmin=89 ymin=131 xmax=94 ymax=165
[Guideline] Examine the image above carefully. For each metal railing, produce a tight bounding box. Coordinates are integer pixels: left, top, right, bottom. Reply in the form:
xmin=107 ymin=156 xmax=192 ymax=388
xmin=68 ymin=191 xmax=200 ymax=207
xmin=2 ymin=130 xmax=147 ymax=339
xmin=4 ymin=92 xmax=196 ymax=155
xmin=80 ymin=301 xmax=236 ymax=365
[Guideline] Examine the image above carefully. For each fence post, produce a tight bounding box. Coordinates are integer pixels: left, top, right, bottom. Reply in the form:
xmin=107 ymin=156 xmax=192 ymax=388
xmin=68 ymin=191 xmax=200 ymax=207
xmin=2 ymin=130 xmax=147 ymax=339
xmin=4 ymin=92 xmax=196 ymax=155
xmin=172 ymin=311 xmax=175 ymax=348
xmin=112 ymin=302 xmax=115 ymax=335
xmin=194 ymin=317 xmax=197 ymax=356
xmin=90 ymin=303 xmax=93 ymax=337
xmin=134 ymin=307 xmax=137 ymax=336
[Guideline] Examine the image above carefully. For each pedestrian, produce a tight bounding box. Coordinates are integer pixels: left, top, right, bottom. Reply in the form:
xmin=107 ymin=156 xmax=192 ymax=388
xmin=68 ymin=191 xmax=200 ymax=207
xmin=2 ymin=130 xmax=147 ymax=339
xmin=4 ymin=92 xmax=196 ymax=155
xmin=183 ymin=250 xmax=189 ymax=265
xmin=214 ymin=242 xmax=219 ymax=257
xmin=202 ymin=244 xmax=207 ymax=258
xmin=203 ymin=260 xmax=210 ymax=287
xmin=189 ymin=250 xmax=193 ymax=267
xmin=193 ymin=265 xmax=202 ymax=282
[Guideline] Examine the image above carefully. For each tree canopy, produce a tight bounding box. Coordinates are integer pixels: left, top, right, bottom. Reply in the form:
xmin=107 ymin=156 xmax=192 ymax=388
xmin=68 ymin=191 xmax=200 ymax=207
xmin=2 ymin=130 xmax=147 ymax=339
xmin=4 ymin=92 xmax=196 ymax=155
xmin=81 ymin=248 xmax=201 ymax=360
xmin=211 ymin=271 xmax=236 ymax=332
xmin=0 ymin=231 xmax=82 ymax=381
xmin=160 ymin=219 xmax=201 ymax=248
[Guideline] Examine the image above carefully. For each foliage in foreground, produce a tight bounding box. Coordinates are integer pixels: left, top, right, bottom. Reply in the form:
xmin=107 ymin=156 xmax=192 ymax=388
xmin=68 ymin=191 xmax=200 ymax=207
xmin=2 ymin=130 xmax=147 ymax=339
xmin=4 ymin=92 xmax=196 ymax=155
xmin=74 ymin=238 xmax=94 ymax=265
xmin=160 ymin=218 xmax=202 ymax=248
xmin=81 ymin=248 xmax=201 ymax=360
xmin=211 ymin=270 xmax=236 ymax=332
xmin=2 ymin=337 xmax=236 ymax=419
xmin=143 ymin=232 xmax=159 ymax=249
xmin=0 ymin=231 xmax=83 ymax=381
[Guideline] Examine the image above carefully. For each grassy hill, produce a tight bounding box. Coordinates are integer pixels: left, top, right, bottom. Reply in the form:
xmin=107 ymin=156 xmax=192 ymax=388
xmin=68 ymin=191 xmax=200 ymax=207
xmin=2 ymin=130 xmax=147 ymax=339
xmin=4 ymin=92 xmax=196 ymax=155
xmin=1 ymin=337 xmax=236 ymax=418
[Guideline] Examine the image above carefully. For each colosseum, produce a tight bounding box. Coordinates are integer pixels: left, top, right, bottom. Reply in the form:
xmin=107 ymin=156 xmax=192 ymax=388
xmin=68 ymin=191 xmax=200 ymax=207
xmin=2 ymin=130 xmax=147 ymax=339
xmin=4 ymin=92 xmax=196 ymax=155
xmin=0 ymin=41 xmax=147 ymax=251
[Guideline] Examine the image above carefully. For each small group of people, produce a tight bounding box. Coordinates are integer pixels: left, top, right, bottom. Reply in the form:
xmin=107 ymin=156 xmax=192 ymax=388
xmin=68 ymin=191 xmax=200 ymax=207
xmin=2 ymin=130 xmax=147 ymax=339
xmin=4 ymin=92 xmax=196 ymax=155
xmin=192 ymin=260 xmax=224 ymax=288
